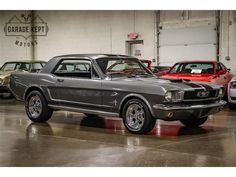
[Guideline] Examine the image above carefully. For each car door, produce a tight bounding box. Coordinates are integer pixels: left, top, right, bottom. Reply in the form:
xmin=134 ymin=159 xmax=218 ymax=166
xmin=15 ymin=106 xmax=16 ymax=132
xmin=52 ymin=58 xmax=102 ymax=109
xmin=214 ymin=63 xmax=228 ymax=91
xmin=220 ymin=62 xmax=232 ymax=84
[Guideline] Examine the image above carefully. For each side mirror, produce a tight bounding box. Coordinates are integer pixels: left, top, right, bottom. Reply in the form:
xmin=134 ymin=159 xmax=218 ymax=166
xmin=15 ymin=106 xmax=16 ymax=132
xmin=162 ymin=70 xmax=168 ymax=75
xmin=218 ymin=70 xmax=226 ymax=75
xmin=227 ymin=68 xmax=231 ymax=72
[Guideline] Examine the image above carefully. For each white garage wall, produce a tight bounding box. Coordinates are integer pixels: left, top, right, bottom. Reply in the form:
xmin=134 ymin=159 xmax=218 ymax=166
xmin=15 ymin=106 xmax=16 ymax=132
xmin=0 ymin=10 xmax=156 ymax=67
xmin=219 ymin=11 xmax=236 ymax=74
xmin=1 ymin=10 xmax=236 ymax=72
xmin=0 ymin=10 xmax=33 ymax=66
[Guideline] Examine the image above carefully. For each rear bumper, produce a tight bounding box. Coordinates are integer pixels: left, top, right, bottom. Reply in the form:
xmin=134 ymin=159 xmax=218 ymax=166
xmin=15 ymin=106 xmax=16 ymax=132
xmin=152 ymin=100 xmax=226 ymax=120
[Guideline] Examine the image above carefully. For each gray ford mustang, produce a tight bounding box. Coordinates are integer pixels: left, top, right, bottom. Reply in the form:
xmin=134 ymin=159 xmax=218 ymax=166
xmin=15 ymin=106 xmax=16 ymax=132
xmin=9 ymin=54 xmax=226 ymax=134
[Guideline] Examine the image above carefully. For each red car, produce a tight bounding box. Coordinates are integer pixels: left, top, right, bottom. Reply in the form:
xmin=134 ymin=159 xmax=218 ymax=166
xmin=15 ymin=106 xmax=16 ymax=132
xmin=140 ymin=59 xmax=152 ymax=70
xmin=161 ymin=60 xmax=233 ymax=95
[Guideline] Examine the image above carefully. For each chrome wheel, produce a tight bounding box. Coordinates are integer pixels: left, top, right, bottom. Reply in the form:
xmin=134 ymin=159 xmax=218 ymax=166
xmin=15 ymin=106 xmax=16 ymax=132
xmin=125 ymin=103 xmax=145 ymax=131
xmin=28 ymin=95 xmax=42 ymax=119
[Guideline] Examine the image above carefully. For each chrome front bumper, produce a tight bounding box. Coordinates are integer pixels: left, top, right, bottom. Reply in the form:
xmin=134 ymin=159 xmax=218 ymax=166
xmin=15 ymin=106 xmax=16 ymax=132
xmin=152 ymin=100 xmax=226 ymax=120
xmin=228 ymin=87 xmax=236 ymax=104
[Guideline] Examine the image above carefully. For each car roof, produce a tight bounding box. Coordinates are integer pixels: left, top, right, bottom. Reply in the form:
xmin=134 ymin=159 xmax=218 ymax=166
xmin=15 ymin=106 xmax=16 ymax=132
xmin=41 ymin=54 xmax=137 ymax=74
xmin=54 ymin=54 xmax=132 ymax=60
xmin=177 ymin=60 xmax=218 ymax=63
xmin=4 ymin=60 xmax=47 ymax=63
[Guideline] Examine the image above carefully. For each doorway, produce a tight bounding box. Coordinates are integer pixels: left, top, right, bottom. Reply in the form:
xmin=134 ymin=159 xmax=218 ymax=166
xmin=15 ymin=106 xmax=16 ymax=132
xmin=126 ymin=40 xmax=144 ymax=59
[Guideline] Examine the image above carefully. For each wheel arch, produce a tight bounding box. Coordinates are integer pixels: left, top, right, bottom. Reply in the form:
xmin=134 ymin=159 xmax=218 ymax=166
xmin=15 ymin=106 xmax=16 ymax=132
xmin=24 ymin=85 xmax=46 ymax=101
xmin=119 ymin=94 xmax=154 ymax=117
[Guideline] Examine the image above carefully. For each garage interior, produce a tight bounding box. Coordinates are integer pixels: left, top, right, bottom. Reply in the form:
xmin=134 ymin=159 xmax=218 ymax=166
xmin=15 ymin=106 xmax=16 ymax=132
xmin=1 ymin=10 xmax=236 ymax=166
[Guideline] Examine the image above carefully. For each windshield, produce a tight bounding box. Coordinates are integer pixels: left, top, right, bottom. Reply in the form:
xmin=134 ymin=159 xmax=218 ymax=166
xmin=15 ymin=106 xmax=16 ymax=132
xmin=169 ymin=62 xmax=215 ymax=74
xmin=96 ymin=58 xmax=153 ymax=78
xmin=1 ymin=62 xmax=30 ymax=71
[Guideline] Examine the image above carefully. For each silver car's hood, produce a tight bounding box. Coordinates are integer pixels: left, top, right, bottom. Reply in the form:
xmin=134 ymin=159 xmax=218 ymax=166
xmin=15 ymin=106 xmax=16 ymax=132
xmin=110 ymin=77 xmax=222 ymax=91
xmin=0 ymin=70 xmax=14 ymax=75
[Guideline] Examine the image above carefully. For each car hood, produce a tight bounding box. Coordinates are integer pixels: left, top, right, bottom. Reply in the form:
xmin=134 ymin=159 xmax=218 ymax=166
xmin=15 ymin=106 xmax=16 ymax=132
xmin=161 ymin=74 xmax=216 ymax=82
xmin=110 ymin=76 xmax=221 ymax=91
xmin=0 ymin=70 xmax=15 ymax=79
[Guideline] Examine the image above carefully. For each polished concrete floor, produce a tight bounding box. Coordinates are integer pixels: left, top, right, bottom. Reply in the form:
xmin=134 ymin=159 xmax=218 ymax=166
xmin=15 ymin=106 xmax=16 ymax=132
xmin=1 ymin=97 xmax=236 ymax=166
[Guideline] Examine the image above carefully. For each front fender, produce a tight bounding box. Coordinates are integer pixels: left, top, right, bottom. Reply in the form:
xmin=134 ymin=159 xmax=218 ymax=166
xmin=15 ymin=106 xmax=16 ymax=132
xmin=119 ymin=93 xmax=156 ymax=117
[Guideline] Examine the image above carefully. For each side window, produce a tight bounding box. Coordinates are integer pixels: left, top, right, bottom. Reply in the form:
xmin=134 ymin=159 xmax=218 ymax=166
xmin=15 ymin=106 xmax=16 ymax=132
xmin=216 ymin=63 xmax=223 ymax=74
xmin=31 ymin=63 xmax=44 ymax=72
xmin=169 ymin=63 xmax=181 ymax=74
xmin=53 ymin=59 xmax=98 ymax=79
xmin=220 ymin=63 xmax=227 ymax=71
xmin=17 ymin=63 xmax=30 ymax=71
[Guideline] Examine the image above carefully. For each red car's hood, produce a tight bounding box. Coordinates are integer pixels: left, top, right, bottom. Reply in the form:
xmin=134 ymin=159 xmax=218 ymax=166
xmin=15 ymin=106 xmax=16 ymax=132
xmin=161 ymin=73 xmax=216 ymax=82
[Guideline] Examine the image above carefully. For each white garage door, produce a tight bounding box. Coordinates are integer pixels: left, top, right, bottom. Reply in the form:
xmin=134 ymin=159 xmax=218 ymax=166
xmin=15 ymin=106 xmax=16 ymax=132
xmin=159 ymin=25 xmax=217 ymax=66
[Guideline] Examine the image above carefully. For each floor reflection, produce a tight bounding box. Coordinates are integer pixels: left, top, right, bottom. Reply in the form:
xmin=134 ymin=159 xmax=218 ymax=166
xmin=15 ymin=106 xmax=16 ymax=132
xmin=80 ymin=115 xmax=210 ymax=137
xmin=1 ymin=99 xmax=234 ymax=166
xmin=26 ymin=122 xmax=54 ymax=139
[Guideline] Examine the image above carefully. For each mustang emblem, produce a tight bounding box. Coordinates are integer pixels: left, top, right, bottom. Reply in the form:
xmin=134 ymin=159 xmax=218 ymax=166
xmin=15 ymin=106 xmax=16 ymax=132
xmin=197 ymin=91 xmax=210 ymax=98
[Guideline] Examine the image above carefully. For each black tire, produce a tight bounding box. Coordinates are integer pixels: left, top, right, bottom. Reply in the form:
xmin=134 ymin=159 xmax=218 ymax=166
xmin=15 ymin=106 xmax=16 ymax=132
xmin=25 ymin=90 xmax=53 ymax=122
xmin=122 ymin=99 xmax=156 ymax=134
xmin=180 ymin=116 xmax=208 ymax=127
xmin=229 ymin=103 xmax=236 ymax=110
xmin=84 ymin=113 xmax=98 ymax=117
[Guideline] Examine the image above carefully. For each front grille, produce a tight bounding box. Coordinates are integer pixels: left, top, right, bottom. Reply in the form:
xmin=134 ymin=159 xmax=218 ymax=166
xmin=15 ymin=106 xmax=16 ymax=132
xmin=184 ymin=90 xmax=218 ymax=100
xmin=231 ymin=97 xmax=236 ymax=100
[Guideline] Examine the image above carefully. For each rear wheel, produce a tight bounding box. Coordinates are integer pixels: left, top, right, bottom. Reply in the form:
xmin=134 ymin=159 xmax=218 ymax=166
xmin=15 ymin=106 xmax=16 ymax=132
xmin=180 ymin=116 xmax=208 ymax=127
xmin=25 ymin=90 xmax=53 ymax=122
xmin=122 ymin=99 xmax=156 ymax=134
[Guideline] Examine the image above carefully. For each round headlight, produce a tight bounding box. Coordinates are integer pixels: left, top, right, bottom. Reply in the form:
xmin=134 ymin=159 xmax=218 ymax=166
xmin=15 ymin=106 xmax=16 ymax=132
xmin=230 ymin=81 xmax=236 ymax=89
xmin=164 ymin=91 xmax=172 ymax=102
xmin=219 ymin=88 xmax=224 ymax=97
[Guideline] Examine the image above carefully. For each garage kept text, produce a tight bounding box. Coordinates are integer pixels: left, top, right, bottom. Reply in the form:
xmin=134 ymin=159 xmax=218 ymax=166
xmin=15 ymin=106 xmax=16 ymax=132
xmin=4 ymin=14 xmax=48 ymax=47
xmin=7 ymin=24 xmax=46 ymax=35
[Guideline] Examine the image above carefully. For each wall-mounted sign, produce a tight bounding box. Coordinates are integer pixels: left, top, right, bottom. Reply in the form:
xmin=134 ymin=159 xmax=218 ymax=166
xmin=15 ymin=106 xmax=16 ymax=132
xmin=128 ymin=32 xmax=138 ymax=39
xmin=4 ymin=14 xmax=49 ymax=47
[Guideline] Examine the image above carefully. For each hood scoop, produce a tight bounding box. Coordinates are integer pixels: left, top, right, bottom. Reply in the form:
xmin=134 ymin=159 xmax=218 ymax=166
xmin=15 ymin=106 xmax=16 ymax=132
xmin=160 ymin=78 xmax=191 ymax=83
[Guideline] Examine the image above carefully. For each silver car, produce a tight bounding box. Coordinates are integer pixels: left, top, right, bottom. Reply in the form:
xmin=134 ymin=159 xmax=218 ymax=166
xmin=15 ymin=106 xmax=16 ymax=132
xmin=228 ymin=76 xmax=236 ymax=109
xmin=0 ymin=60 xmax=46 ymax=94
xmin=9 ymin=54 xmax=226 ymax=134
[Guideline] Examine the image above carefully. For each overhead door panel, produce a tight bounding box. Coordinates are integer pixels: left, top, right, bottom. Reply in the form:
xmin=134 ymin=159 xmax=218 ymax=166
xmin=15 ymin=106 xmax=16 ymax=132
xmin=159 ymin=24 xmax=217 ymax=66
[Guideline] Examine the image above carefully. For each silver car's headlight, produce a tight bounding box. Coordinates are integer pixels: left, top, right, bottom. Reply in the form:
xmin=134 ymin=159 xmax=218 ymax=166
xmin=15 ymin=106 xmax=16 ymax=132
xmin=164 ymin=91 xmax=184 ymax=102
xmin=219 ymin=88 xmax=224 ymax=98
xmin=230 ymin=81 xmax=236 ymax=89
xmin=0 ymin=78 xmax=3 ymax=86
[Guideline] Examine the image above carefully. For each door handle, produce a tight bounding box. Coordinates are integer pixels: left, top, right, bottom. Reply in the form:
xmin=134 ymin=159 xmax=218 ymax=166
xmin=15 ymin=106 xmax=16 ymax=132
xmin=57 ymin=78 xmax=64 ymax=82
xmin=224 ymin=77 xmax=227 ymax=79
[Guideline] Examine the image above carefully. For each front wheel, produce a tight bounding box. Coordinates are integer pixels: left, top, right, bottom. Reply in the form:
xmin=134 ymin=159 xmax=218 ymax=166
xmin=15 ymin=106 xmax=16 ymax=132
xmin=122 ymin=99 xmax=156 ymax=134
xmin=25 ymin=90 xmax=53 ymax=122
xmin=180 ymin=116 xmax=208 ymax=127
